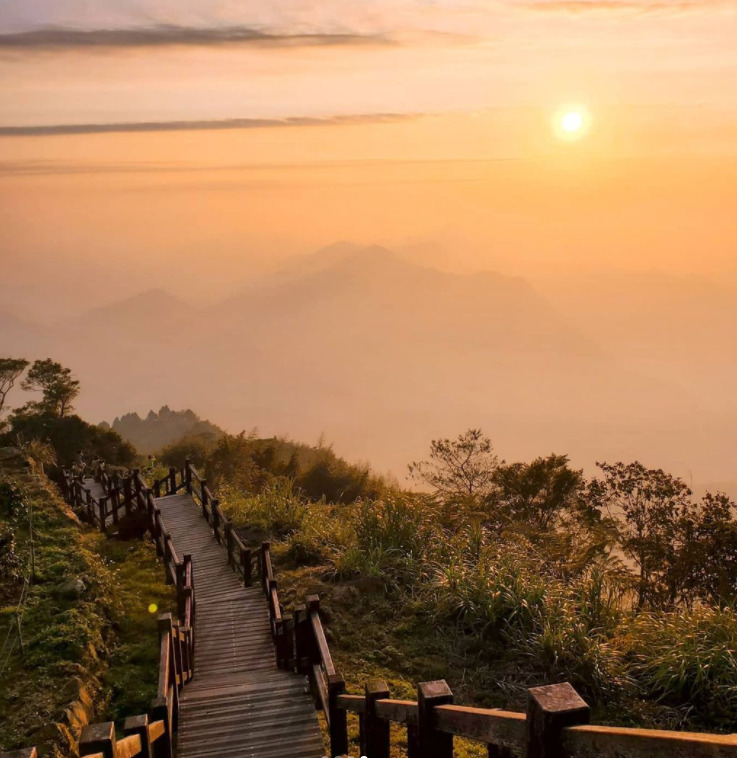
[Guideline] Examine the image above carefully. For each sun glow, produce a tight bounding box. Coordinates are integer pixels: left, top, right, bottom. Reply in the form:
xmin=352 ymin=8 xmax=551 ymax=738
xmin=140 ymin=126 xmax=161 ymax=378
xmin=553 ymin=105 xmax=590 ymax=141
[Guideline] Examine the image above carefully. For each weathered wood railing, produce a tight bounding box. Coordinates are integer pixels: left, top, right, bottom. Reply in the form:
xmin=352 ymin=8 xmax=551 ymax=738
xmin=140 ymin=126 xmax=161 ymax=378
xmin=12 ymin=460 xmax=737 ymax=758
xmin=70 ymin=472 xmax=196 ymax=758
xmin=3 ymin=467 xmax=197 ymax=758
xmin=146 ymin=460 xmax=737 ymax=758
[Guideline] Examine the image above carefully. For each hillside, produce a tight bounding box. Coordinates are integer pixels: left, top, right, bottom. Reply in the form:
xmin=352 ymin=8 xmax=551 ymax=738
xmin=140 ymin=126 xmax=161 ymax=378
xmin=4 ymin=243 xmax=735 ymax=484
xmin=68 ymin=289 xmax=195 ymax=339
xmin=0 ymin=452 xmax=173 ymax=755
xmin=109 ymin=406 xmax=223 ymax=454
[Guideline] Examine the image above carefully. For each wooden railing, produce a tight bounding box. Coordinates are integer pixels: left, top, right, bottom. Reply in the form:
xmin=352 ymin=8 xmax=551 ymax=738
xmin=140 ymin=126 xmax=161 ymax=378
xmin=9 ymin=460 xmax=737 ymax=758
xmin=151 ymin=461 xmax=737 ymax=758
xmin=2 ymin=466 xmax=197 ymax=758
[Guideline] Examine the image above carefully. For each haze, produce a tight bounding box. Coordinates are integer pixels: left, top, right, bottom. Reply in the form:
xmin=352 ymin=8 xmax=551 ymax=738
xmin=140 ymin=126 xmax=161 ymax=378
xmin=1 ymin=0 xmax=736 ymax=490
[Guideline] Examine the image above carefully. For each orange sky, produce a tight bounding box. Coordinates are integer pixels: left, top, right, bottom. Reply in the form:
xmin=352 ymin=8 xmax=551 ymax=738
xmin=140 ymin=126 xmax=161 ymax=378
xmin=1 ymin=0 xmax=736 ymax=313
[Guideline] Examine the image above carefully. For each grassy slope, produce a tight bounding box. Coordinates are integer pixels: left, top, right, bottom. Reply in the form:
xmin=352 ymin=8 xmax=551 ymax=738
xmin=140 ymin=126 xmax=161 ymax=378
xmin=220 ymin=483 xmax=737 ymax=757
xmin=0 ymin=469 xmax=174 ymax=756
xmin=272 ymin=548 xmax=493 ymax=758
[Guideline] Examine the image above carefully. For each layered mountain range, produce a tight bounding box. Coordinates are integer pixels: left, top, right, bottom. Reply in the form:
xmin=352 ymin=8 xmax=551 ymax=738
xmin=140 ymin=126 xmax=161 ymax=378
xmin=2 ymin=243 xmax=734 ymax=487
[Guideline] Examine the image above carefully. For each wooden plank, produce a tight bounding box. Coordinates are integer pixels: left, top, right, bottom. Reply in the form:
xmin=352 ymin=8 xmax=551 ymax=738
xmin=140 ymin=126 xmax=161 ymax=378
xmin=336 ymin=694 xmax=366 ymax=714
xmin=564 ymin=725 xmax=737 ymax=758
xmin=434 ymin=705 xmax=526 ymax=749
xmin=375 ymin=699 xmax=419 ymax=725
xmin=153 ymin=492 xmax=325 ymax=758
xmin=113 ymin=735 xmax=141 ymax=758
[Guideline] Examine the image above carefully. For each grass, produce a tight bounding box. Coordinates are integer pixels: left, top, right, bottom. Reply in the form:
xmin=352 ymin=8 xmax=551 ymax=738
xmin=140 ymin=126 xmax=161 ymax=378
xmin=96 ymin=538 xmax=175 ymax=727
xmin=0 ymin=469 xmax=174 ymax=755
xmin=220 ymin=479 xmax=737 ymax=745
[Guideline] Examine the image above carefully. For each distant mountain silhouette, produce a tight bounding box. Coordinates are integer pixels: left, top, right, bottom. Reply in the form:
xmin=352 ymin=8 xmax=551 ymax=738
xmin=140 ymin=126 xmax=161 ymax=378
xmin=68 ymin=289 xmax=196 ymax=338
xmin=110 ymin=406 xmax=223 ymax=454
xmin=5 ymin=243 xmax=735 ymax=483
xmin=0 ymin=308 xmax=45 ymax=354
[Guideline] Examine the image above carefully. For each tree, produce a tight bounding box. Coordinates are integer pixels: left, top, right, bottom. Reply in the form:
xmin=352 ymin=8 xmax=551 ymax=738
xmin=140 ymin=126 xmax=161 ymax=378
xmin=668 ymin=492 xmax=737 ymax=607
xmin=408 ymin=429 xmax=499 ymax=502
xmin=6 ymin=412 xmax=135 ymax=468
xmin=587 ymin=461 xmax=693 ymax=609
xmin=489 ymin=454 xmax=583 ymax=530
xmin=20 ymin=359 xmax=80 ymax=417
xmin=0 ymin=358 xmax=29 ymax=420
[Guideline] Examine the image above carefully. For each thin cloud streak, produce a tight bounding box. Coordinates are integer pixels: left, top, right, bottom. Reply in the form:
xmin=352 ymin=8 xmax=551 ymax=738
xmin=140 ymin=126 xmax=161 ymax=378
xmin=520 ymin=0 xmax=725 ymax=13
xmin=0 ymin=24 xmax=393 ymax=52
xmin=0 ymin=113 xmax=422 ymax=138
xmin=0 ymin=156 xmax=523 ymax=177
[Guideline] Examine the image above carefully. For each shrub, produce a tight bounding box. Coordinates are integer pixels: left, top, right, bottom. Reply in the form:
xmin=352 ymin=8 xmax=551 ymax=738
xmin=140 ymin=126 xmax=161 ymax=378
xmin=220 ymin=478 xmax=309 ymax=538
xmin=626 ymin=607 xmax=737 ymax=726
xmin=0 ymin=522 xmax=21 ymax=579
xmin=3 ymin=413 xmax=136 ymax=469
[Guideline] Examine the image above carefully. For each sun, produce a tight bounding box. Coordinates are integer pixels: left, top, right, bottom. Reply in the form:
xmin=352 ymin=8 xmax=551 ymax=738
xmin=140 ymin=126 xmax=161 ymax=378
xmin=553 ymin=104 xmax=590 ymax=141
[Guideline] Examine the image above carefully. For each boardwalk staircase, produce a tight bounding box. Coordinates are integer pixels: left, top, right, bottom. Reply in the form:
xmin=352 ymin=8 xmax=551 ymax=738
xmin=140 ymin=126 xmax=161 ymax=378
xmin=4 ymin=461 xmax=737 ymax=758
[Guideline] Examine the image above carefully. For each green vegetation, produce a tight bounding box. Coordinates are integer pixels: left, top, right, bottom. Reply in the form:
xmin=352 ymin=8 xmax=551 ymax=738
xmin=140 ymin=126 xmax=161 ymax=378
xmin=160 ymin=429 xmax=386 ymax=504
xmin=203 ymin=427 xmax=737 ymax=739
xmin=0 ymin=357 xmax=136 ymax=470
xmin=109 ymin=406 xmax=223 ymax=455
xmin=19 ymin=360 xmax=80 ymax=419
xmin=0 ymin=460 xmax=173 ymax=755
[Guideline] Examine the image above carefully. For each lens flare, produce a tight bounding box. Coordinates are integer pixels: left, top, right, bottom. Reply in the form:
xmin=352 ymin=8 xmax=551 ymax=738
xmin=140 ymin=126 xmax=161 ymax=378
xmin=148 ymin=603 xmax=158 ymax=614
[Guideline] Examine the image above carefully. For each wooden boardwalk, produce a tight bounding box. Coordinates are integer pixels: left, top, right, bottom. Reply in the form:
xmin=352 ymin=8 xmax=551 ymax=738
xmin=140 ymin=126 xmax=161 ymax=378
xmin=154 ymin=493 xmax=325 ymax=758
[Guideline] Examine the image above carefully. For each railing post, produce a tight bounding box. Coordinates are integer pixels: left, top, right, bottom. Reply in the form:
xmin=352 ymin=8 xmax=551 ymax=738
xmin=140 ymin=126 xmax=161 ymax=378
xmin=201 ymin=480 xmax=209 ymax=509
xmin=526 ymin=682 xmax=589 ymax=758
xmin=98 ymin=497 xmax=106 ymax=532
xmin=153 ymin=506 xmax=163 ymax=556
xmin=172 ymin=622 xmax=185 ymax=691
xmin=175 ymin=560 xmax=185 ymax=616
xmin=79 ymin=722 xmax=115 ymax=758
xmin=184 ymin=459 xmax=192 ymax=494
xmin=225 ymin=521 xmax=234 ymax=567
xmin=407 ymin=724 xmax=420 ymax=757
xmin=275 ymin=617 xmax=289 ymax=669
xmin=123 ymin=475 xmax=132 ymax=517
xmin=328 ymin=673 xmax=348 ymax=757
xmin=241 ymin=547 xmax=252 ymax=587
xmin=124 ymin=714 xmax=152 ymax=758
xmin=163 ymin=534 xmax=173 ymax=583
xmin=293 ymin=604 xmax=309 ymax=673
xmin=154 ymin=480 xmax=161 ymax=498
xmin=111 ymin=487 xmax=120 ymax=524
xmin=306 ymin=594 xmax=321 ymax=664
xmin=211 ymin=499 xmax=221 ymax=542
xmin=364 ymin=680 xmax=391 ymax=758
xmin=418 ymin=680 xmax=454 ymax=758
xmin=150 ymin=696 xmax=173 ymax=758
xmin=169 ymin=467 xmax=177 ymax=494
xmin=261 ymin=541 xmax=271 ymax=593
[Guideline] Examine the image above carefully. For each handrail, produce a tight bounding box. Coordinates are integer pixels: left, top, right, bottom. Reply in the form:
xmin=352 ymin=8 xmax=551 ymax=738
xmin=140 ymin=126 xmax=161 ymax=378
xmin=40 ymin=462 xmax=198 ymax=758
xmin=26 ymin=460 xmax=737 ymax=758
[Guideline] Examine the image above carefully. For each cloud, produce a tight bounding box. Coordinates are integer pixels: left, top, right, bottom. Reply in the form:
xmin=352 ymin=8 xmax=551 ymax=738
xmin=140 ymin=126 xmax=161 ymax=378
xmin=0 ymin=24 xmax=393 ymax=52
xmin=0 ymin=113 xmax=422 ymax=138
xmin=520 ymin=0 xmax=723 ymax=13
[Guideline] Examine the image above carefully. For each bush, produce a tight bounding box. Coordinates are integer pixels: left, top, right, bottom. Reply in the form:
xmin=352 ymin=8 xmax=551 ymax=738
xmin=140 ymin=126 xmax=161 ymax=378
xmin=626 ymin=607 xmax=737 ymax=726
xmin=3 ymin=412 xmax=136 ymax=469
xmin=0 ymin=481 xmax=24 ymax=519
xmin=284 ymin=505 xmax=352 ymax=565
xmin=297 ymin=456 xmax=384 ymax=503
xmin=220 ymin=478 xmax=309 ymax=538
xmin=0 ymin=522 xmax=21 ymax=579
